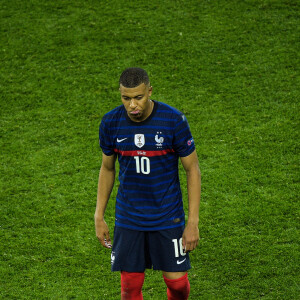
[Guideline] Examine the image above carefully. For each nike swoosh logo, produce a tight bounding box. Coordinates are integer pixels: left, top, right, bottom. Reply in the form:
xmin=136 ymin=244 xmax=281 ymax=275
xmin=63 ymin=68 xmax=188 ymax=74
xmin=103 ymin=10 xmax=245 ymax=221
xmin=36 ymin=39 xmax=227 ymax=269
xmin=117 ymin=138 xmax=128 ymax=142
xmin=177 ymin=258 xmax=186 ymax=265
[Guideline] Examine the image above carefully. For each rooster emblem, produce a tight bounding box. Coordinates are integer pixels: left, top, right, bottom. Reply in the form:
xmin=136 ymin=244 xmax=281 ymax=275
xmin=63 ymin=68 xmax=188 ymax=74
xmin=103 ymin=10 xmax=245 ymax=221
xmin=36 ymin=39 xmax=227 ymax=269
xmin=155 ymin=132 xmax=164 ymax=147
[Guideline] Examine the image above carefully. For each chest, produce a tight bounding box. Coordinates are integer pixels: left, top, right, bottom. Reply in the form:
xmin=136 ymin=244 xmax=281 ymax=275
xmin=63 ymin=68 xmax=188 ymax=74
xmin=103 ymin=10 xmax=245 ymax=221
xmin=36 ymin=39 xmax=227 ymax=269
xmin=113 ymin=130 xmax=173 ymax=152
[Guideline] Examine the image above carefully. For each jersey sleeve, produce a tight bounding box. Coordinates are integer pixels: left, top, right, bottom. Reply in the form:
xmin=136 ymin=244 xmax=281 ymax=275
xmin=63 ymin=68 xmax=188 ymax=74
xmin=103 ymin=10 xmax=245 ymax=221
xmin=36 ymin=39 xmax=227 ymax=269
xmin=173 ymin=114 xmax=195 ymax=157
xmin=99 ymin=119 xmax=114 ymax=156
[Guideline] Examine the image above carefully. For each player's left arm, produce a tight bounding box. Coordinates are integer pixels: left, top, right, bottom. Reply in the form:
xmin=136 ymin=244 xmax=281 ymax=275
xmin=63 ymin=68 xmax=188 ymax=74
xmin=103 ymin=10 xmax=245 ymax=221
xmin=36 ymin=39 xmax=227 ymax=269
xmin=180 ymin=150 xmax=201 ymax=252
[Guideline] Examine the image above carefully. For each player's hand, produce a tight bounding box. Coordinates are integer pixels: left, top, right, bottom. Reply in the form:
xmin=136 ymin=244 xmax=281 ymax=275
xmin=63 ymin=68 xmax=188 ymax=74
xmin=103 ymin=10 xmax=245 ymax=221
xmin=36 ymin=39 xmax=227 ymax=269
xmin=95 ymin=217 xmax=112 ymax=249
xmin=182 ymin=223 xmax=199 ymax=253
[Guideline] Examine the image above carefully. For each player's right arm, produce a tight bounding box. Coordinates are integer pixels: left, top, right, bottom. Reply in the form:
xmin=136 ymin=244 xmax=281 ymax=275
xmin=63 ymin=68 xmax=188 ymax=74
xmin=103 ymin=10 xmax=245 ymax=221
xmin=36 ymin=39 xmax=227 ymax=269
xmin=95 ymin=152 xmax=117 ymax=249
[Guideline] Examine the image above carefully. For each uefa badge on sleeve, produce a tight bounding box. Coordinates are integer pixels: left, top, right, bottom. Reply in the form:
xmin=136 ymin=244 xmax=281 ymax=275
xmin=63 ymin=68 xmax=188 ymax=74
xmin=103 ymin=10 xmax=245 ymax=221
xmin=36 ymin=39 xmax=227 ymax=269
xmin=187 ymin=138 xmax=194 ymax=146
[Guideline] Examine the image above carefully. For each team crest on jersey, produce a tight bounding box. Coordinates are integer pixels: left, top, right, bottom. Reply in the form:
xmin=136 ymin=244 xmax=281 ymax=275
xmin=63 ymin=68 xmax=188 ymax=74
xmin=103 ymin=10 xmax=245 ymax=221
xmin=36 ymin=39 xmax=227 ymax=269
xmin=135 ymin=134 xmax=145 ymax=148
xmin=155 ymin=132 xmax=164 ymax=148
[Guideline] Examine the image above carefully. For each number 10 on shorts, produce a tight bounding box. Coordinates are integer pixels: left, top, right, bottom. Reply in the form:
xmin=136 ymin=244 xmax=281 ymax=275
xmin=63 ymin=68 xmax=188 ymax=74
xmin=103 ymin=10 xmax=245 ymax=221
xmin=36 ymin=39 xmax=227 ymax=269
xmin=172 ymin=238 xmax=186 ymax=258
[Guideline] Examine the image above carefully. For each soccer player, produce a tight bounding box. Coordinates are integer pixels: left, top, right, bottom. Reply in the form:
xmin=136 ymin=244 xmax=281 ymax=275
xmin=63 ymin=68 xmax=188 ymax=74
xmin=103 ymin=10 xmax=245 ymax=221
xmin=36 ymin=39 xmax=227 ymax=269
xmin=95 ymin=68 xmax=201 ymax=300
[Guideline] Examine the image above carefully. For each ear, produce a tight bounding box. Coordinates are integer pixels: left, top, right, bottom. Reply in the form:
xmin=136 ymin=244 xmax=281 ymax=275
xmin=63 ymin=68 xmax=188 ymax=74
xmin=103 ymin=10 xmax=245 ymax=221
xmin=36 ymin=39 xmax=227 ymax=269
xmin=148 ymin=86 xmax=153 ymax=97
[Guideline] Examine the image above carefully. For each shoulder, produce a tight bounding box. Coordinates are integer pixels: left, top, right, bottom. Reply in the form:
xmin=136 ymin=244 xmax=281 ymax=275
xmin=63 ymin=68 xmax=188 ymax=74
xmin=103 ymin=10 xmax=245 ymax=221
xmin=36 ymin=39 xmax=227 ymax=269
xmin=156 ymin=102 xmax=191 ymax=134
xmin=155 ymin=101 xmax=184 ymax=121
xmin=101 ymin=105 xmax=125 ymax=124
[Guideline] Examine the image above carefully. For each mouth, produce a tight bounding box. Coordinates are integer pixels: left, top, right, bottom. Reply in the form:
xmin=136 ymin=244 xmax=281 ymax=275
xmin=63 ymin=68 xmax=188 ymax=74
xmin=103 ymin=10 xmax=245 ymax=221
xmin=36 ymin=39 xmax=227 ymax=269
xmin=130 ymin=110 xmax=141 ymax=115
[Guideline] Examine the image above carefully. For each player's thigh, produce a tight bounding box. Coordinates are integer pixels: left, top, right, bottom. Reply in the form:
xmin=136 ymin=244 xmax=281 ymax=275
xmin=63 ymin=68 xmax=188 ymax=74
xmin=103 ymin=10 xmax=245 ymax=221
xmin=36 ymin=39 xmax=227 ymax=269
xmin=112 ymin=227 xmax=150 ymax=272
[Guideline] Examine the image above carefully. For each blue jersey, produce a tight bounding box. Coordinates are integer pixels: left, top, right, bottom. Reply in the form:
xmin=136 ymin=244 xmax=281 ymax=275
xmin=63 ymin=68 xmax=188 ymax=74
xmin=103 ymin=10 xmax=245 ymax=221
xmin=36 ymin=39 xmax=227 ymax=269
xmin=99 ymin=101 xmax=195 ymax=231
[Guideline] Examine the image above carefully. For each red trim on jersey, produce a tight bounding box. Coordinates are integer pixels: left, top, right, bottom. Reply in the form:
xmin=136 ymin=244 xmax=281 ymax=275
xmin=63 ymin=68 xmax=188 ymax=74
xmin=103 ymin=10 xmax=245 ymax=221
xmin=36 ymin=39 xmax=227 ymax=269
xmin=114 ymin=148 xmax=175 ymax=157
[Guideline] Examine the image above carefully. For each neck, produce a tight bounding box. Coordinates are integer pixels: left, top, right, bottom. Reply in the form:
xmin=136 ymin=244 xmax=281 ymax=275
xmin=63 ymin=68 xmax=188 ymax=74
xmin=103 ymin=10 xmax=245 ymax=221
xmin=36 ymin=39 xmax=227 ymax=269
xmin=143 ymin=99 xmax=153 ymax=121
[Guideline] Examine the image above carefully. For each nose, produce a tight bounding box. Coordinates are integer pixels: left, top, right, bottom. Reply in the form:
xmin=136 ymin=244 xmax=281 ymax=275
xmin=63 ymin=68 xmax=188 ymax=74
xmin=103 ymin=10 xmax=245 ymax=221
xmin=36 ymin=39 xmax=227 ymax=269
xmin=130 ymin=99 xmax=137 ymax=108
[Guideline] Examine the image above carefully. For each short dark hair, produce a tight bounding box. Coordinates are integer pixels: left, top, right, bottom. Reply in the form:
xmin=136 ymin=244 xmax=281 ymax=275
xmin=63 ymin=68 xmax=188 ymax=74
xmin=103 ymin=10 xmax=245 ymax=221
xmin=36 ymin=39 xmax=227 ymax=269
xmin=119 ymin=67 xmax=150 ymax=88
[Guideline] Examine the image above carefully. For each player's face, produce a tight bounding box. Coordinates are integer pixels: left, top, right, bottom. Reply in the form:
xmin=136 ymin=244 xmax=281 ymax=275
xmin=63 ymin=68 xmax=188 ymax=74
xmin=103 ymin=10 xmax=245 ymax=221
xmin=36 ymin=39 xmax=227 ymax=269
xmin=120 ymin=83 xmax=153 ymax=122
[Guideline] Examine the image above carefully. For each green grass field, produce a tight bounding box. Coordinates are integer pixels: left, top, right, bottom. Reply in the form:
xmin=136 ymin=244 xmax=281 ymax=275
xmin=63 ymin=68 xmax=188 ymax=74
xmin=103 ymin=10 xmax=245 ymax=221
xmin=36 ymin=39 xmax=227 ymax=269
xmin=1 ymin=0 xmax=299 ymax=299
